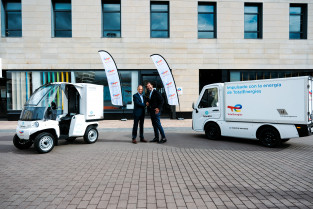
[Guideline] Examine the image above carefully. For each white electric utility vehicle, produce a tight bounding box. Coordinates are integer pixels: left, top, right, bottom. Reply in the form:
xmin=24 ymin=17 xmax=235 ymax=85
xmin=192 ymin=76 xmax=313 ymax=147
xmin=13 ymin=82 xmax=104 ymax=153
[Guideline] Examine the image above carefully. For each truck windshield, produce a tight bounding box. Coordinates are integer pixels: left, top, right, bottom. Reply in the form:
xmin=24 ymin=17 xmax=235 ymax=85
xmin=20 ymin=84 xmax=63 ymax=121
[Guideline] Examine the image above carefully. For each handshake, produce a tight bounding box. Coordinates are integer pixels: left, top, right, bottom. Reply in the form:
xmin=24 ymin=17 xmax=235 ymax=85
xmin=146 ymin=102 xmax=159 ymax=114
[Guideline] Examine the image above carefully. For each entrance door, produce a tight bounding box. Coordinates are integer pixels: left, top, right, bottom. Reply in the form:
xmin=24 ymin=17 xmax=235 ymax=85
xmin=142 ymin=74 xmax=171 ymax=117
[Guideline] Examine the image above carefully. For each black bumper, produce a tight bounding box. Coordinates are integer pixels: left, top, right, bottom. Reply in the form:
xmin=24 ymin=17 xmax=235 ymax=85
xmin=295 ymin=124 xmax=313 ymax=137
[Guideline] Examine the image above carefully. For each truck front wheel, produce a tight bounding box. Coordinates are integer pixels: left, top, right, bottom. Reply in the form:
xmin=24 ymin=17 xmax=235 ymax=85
xmin=259 ymin=127 xmax=281 ymax=148
xmin=205 ymin=123 xmax=221 ymax=140
xmin=13 ymin=134 xmax=33 ymax=150
xmin=34 ymin=132 xmax=55 ymax=153
xmin=84 ymin=127 xmax=98 ymax=144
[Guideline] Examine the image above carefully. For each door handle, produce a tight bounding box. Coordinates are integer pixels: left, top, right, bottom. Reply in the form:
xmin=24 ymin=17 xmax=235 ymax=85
xmin=212 ymin=109 xmax=219 ymax=112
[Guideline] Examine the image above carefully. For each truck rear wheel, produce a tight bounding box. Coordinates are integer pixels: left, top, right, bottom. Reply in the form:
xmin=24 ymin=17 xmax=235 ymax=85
xmin=13 ymin=134 xmax=33 ymax=150
xmin=259 ymin=127 xmax=281 ymax=148
xmin=84 ymin=127 xmax=98 ymax=144
xmin=34 ymin=132 xmax=55 ymax=153
xmin=205 ymin=123 xmax=221 ymax=140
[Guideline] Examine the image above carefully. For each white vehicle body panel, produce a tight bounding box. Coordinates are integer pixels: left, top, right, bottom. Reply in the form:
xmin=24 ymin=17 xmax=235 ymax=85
xmin=16 ymin=120 xmax=60 ymax=140
xmin=69 ymin=114 xmax=98 ymax=137
xmin=192 ymin=76 xmax=312 ymax=140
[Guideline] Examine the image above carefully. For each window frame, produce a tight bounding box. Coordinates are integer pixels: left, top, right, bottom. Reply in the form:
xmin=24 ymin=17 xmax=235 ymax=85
xmin=2 ymin=0 xmax=22 ymax=37
xmin=102 ymin=0 xmax=121 ymax=38
xmin=289 ymin=3 xmax=307 ymax=40
xmin=150 ymin=1 xmax=170 ymax=38
xmin=244 ymin=3 xmax=263 ymax=39
xmin=198 ymin=2 xmax=217 ymax=39
xmin=52 ymin=0 xmax=72 ymax=38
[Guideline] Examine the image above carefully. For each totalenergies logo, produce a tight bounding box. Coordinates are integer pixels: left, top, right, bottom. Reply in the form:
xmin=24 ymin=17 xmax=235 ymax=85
xmin=113 ymin=94 xmax=120 ymax=98
xmin=155 ymin=60 xmax=163 ymax=65
xmin=110 ymin=81 xmax=118 ymax=87
xmin=161 ymin=70 xmax=169 ymax=76
xmin=104 ymin=57 xmax=111 ymax=63
xmin=169 ymin=94 xmax=176 ymax=99
xmin=166 ymin=82 xmax=173 ymax=86
xmin=108 ymin=69 xmax=115 ymax=74
xmin=310 ymin=90 xmax=312 ymax=95
xmin=19 ymin=131 xmax=24 ymax=134
xmin=227 ymin=104 xmax=242 ymax=112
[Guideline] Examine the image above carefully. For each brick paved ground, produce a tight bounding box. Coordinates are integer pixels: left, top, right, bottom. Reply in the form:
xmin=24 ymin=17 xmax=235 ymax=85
xmin=0 ymin=121 xmax=313 ymax=209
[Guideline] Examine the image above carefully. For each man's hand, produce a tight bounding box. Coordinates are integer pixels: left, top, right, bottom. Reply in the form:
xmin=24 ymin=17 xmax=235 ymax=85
xmin=155 ymin=108 xmax=159 ymax=114
xmin=146 ymin=102 xmax=149 ymax=106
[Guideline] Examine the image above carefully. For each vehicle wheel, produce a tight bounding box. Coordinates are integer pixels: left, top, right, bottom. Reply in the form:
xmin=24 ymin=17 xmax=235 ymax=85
xmin=66 ymin=137 xmax=76 ymax=142
xmin=259 ymin=127 xmax=281 ymax=148
xmin=34 ymin=132 xmax=55 ymax=153
xmin=84 ymin=127 xmax=98 ymax=144
xmin=281 ymin=138 xmax=290 ymax=142
xmin=205 ymin=123 xmax=221 ymax=140
xmin=13 ymin=134 xmax=33 ymax=150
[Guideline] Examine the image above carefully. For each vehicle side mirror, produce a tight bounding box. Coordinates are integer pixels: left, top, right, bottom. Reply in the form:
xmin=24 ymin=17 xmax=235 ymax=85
xmin=192 ymin=102 xmax=199 ymax=113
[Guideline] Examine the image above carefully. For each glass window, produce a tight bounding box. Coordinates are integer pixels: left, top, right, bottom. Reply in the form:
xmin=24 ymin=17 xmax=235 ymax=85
xmin=198 ymin=88 xmax=218 ymax=108
xmin=6 ymin=70 xmax=139 ymax=111
xmin=2 ymin=0 xmax=22 ymax=37
xmin=244 ymin=3 xmax=262 ymax=39
xmin=102 ymin=0 xmax=121 ymax=38
xmin=52 ymin=0 xmax=72 ymax=37
xmin=198 ymin=2 xmax=216 ymax=39
xmin=289 ymin=4 xmax=307 ymax=39
xmin=151 ymin=1 xmax=169 ymax=38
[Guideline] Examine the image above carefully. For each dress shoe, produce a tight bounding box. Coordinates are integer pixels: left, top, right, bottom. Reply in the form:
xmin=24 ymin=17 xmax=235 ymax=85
xmin=140 ymin=138 xmax=147 ymax=142
xmin=150 ymin=138 xmax=159 ymax=142
xmin=158 ymin=138 xmax=167 ymax=144
xmin=132 ymin=139 xmax=137 ymax=144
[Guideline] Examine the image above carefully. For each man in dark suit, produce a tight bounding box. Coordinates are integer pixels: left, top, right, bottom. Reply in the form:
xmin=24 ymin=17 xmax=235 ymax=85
xmin=132 ymin=85 xmax=147 ymax=144
xmin=146 ymin=82 xmax=167 ymax=144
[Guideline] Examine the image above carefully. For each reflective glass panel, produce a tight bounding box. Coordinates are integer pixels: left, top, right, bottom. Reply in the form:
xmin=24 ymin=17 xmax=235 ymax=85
xmin=198 ymin=5 xmax=214 ymax=13
xmin=289 ymin=15 xmax=301 ymax=32
xmin=198 ymin=13 xmax=214 ymax=31
xmin=103 ymin=3 xmax=120 ymax=12
xmin=55 ymin=12 xmax=71 ymax=30
xmin=103 ymin=13 xmax=120 ymax=30
xmin=151 ymin=13 xmax=168 ymax=30
xmin=244 ymin=14 xmax=258 ymax=31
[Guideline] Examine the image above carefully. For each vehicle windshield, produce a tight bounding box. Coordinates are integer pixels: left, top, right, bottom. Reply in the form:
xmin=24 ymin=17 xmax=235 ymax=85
xmin=25 ymin=84 xmax=59 ymax=106
xmin=20 ymin=84 xmax=65 ymax=121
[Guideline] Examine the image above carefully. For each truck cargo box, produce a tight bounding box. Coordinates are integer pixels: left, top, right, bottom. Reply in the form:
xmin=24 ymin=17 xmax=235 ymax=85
xmin=224 ymin=76 xmax=312 ymax=125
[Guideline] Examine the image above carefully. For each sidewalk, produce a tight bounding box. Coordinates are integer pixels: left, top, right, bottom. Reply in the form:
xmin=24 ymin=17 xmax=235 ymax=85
xmin=0 ymin=119 xmax=193 ymax=132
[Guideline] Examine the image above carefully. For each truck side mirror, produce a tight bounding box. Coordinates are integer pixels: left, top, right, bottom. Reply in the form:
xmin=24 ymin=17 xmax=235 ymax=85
xmin=192 ymin=102 xmax=199 ymax=113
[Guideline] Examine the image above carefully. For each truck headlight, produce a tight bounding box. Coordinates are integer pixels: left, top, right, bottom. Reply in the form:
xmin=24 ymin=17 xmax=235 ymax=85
xmin=32 ymin=121 xmax=39 ymax=127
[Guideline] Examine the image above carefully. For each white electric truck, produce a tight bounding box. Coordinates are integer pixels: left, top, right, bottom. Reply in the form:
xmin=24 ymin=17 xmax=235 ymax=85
xmin=192 ymin=76 xmax=313 ymax=147
xmin=13 ymin=82 xmax=104 ymax=153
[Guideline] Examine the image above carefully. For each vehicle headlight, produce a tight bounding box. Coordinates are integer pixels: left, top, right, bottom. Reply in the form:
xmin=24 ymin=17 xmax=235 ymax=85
xmin=32 ymin=121 xmax=39 ymax=127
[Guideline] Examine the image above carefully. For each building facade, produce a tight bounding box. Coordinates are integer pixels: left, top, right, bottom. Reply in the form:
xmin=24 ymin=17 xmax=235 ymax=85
xmin=0 ymin=0 xmax=313 ymax=120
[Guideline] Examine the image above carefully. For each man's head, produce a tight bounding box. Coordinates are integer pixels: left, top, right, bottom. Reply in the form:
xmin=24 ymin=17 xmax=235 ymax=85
xmin=137 ymin=85 xmax=143 ymax=94
xmin=146 ymin=82 xmax=153 ymax=91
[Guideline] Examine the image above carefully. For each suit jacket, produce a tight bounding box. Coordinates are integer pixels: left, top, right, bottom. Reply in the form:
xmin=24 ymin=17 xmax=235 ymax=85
xmin=133 ymin=93 xmax=146 ymax=117
xmin=147 ymin=90 xmax=164 ymax=112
